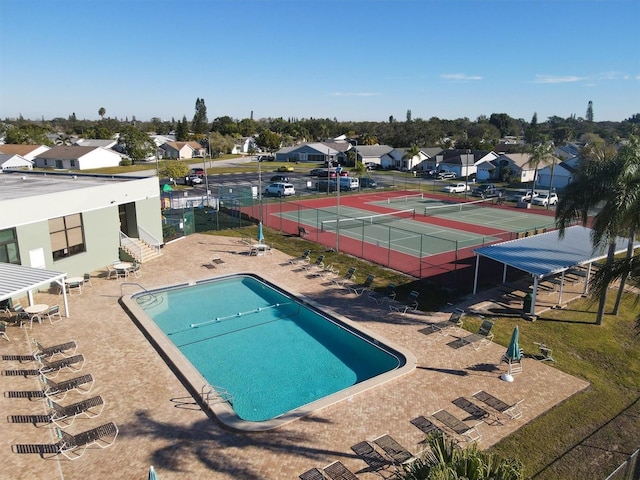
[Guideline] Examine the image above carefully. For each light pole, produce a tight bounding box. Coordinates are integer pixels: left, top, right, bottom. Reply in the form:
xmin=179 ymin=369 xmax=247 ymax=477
xmin=258 ymin=154 xmax=263 ymax=223
xmin=203 ymin=134 xmax=210 ymax=207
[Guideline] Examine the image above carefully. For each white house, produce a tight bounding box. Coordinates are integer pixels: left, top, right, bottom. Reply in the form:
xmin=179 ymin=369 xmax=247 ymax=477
xmin=0 ymin=144 xmax=50 ymax=161
xmin=430 ymin=150 xmax=499 ymax=178
xmin=231 ymin=137 xmax=259 ymax=155
xmin=537 ymin=156 xmax=580 ymax=190
xmin=0 ymin=153 xmax=33 ymax=170
xmin=160 ymin=141 xmax=206 ymax=159
xmin=388 ymin=147 xmax=437 ymax=171
xmin=353 ymin=145 xmax=394 ymax=169
xmin=34 ymin=145 xmax=123 ymax=170
xmin=492 ymin=153 xmax=538 ymax=183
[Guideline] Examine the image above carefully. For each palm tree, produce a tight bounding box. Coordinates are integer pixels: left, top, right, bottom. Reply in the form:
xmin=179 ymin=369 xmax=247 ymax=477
xmin=555 ymin=136 xmax=640 ymax=323
xmin=98 ymin=107 xmax=106 ymax=120
xmin=403 ymin=144 xmax=421 ymax=171
xmin=597 ymin=137 xmax=640 ymax=315
xmin=401 ymin=433 xmax=524 ymax=480
xmin=526 ymin=141 xmax=555 ymax=197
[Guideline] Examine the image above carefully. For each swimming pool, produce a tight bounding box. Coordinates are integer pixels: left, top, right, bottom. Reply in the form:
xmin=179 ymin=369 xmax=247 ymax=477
xmin=122 ymin=274 xmax=415 ymax=431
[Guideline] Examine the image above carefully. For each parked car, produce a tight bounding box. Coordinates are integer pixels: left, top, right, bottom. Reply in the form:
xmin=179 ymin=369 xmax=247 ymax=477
xmin=437 ymin=171 xmax=457 ymax=179
xmin=270 ymin=174 xmax=289 ymax=182
xmin=422 ymin=169 xmax=437 ymax=177
xmin=190 ymin=168 xmax=205 ymax=178
xmin=309 ymin=168 xmax=325 ymax=176
xmin=531 ymin=192 xmax=558 ymax=206
xmin=365 ymin=162 xmax=378 ymax=170
xmin=264 ymin=182 xmax=295 ymax=197
xmin=359 ymin=177 xmax=378 ymax=188
xmin=471 ymin=184 xmax=499 ymax=198
xmin=507 ymin=189 xmax=539 ymax=202
xmin=277 ymin=165 xmax=294 ymax=172
xmin=187 ymin=175 xmax=203 ymax=185
xmin=442 ymin=182 xmax=471 ymax=194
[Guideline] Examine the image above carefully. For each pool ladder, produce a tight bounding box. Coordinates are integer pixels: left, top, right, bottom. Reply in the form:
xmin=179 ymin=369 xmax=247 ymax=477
xmin=202 ymin=385 xmax=233 ymax=406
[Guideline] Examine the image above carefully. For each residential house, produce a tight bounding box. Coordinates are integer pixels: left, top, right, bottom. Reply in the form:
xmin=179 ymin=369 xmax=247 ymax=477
xmin=160 ymin=141 xmax=206 ymax=159
xmin=34 ymin=145 xmax=122 ymax=170
xmin=0 ymin=170 xmax=163 ymax=279
xmin=0 ymin=144 xmax=50 ymax=161
xmin=74 ymin=138 xmax=118 ymax=149
xmin=388 ymin=147 xmax=441 ymax=171
xmin=231 ymin=137 xmax=259 ymax=155
xmin=537 ymin=156 xmax=580 ymax=190
xmin=354 ymin=145 xmax=394 ymax=169
xmin=274 ymin=142 xmax=347 ymax=165
xmin=432 ymin=150 xmax=499 ymax=178
xmin=490 ymin=153 xmax=538 ymax=183
xmin=0 ymin=153 xmax=33 ymax=170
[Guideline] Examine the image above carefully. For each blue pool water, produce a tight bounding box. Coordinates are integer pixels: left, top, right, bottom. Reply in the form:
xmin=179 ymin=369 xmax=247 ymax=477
xmin=134 ymin=275 xmax=404 ymax=423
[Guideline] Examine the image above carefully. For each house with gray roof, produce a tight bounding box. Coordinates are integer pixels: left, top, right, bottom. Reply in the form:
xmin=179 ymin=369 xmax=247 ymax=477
xmin=388 ymin=147 xmax=441 ymax=171
xmin=354 ymin=145 xmax=394 ymax=169
xmin=429 ymin=150 xmax=499 ymax=178
xmin=0 ymin=153 xmax=33 ymax=170
xmin=34 ymin=145 xmax=123 ymax=170
xmin=275 ymin=143 xmax=347 ymax=165
xmin=490 ymin=153 xmax=539 ymax=183
xmin=537 ymin=156 xmax=580 ymax=190
xmin=75 ymin=138 xmax=118 ymax=149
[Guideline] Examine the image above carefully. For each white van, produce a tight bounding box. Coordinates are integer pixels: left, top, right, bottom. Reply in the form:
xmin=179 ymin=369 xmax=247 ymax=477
xmin=338 ymin=176 xmax=359 ymax=191
xmin=265 ymin=182 xmax=295 ymax=197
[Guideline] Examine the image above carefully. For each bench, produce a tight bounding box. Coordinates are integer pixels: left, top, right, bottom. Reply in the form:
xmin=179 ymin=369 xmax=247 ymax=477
xmin=298 ymin=226 xmax=309 ymax=237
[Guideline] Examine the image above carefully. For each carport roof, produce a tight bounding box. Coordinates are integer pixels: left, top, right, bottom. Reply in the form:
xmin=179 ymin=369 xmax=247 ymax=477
xmin=473 ymin=225 xmax=637 ymax=279
xmin=0 ymin=263 xmax=67 ymax=302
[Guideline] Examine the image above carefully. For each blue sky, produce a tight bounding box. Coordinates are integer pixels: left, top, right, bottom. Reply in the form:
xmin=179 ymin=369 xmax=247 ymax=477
xmin=1 ymin=0 xmax=639 ymax=123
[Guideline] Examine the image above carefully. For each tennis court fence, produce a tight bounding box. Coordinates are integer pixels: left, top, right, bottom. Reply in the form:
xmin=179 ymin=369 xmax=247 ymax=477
xmin=250 ymin=199 xmax=519 ymax=280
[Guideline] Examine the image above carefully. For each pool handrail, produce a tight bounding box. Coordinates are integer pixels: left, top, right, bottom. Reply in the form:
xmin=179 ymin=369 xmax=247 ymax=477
xmin=202 ymin=384 xmax=233 ymax=406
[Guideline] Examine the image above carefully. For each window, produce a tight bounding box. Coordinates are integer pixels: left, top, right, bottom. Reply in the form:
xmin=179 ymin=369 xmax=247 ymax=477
xmin=0 ymin=228 xmax=20 ymax=264
xmin=49 ymin=214 xmax=86 ymax=259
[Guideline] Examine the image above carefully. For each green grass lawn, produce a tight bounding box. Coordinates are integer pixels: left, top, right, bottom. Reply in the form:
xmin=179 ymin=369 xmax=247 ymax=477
xmin=210 ymin=225 xmax=639 ymax=480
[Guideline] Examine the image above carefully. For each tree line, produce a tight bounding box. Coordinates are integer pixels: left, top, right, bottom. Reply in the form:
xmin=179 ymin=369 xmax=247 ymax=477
xmin=3 ymin=100 xmax=639 ymax=155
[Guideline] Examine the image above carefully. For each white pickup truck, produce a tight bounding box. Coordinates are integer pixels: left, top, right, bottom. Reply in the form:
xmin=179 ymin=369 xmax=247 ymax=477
xmin=442 ymin=182 xmax=471 ymax=194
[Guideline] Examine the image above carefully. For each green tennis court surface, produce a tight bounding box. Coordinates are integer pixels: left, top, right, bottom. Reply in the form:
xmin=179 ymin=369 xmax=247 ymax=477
xmin=371 ymin=195 xmax=557 ymax=233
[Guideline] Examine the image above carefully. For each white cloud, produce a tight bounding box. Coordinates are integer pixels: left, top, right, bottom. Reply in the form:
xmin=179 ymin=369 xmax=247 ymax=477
xmin=533 ymin=75 xmax=585 ymax=84
xmin=441 ymin=73 xmax=482 ymax=81
xmin=329 ymin=92 xmax=381 ymax=97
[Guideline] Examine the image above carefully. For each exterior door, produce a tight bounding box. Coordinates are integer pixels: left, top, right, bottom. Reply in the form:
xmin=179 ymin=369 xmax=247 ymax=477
xmin=118 ymin=203 xmax=138 ymax=237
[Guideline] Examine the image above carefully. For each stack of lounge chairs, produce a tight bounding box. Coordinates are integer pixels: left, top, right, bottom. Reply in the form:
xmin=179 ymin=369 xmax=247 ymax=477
xmin=4 ymin=339 xmax=119 ymax=460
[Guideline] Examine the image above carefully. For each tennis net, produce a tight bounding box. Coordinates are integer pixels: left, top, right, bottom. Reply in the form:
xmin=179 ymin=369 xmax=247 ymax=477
xmin=423 ymin=198 xmax=493 ymax=217
xmin=321 ymin=208 xmax=416 ymax=232
xmin=387 ymin=193 xmax=424 ymax=204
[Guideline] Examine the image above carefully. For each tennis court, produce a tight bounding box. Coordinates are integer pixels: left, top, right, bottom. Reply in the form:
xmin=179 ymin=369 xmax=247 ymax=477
xmin=273 ymin=204 xmax=503 ymax=258
xmin=372 ymin=193 xmax=557 ymax=233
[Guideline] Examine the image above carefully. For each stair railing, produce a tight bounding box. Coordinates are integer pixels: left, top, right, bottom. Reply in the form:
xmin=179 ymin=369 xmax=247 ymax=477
xmin=138 ymin=226 xmax=162 ymax=257
xmin=119 ymin=231 xmax=143 ymax=261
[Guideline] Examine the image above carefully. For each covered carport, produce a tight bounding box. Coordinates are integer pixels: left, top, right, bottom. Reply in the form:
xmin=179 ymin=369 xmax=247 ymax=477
xmin=0 ymin=263 xmax=70 ymax=317
xmin=472 ymin=225 xmax=638 ymax=316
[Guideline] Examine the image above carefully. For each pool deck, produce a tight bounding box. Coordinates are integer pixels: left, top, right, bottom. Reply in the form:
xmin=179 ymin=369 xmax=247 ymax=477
xmin=1 ymin=234 xmax=589 ymax=480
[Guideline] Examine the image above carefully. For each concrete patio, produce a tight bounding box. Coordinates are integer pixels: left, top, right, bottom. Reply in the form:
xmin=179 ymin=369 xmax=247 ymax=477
xmin=0 ymin=233 xmax=589 ymax=480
